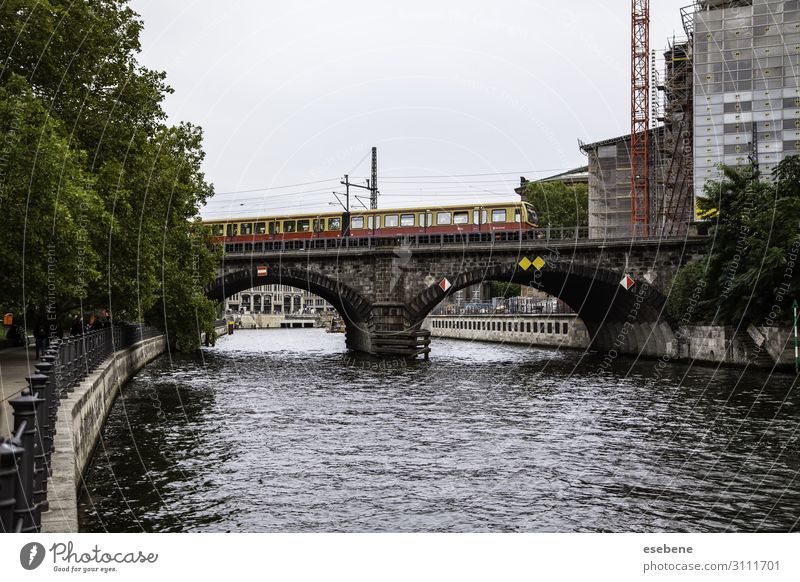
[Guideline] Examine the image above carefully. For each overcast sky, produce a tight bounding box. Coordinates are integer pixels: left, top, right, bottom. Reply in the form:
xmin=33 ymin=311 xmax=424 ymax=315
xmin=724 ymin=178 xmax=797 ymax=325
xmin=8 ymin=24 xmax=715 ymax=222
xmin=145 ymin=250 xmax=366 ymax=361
xmin=129 ymin=0 xmax=691 ymax=219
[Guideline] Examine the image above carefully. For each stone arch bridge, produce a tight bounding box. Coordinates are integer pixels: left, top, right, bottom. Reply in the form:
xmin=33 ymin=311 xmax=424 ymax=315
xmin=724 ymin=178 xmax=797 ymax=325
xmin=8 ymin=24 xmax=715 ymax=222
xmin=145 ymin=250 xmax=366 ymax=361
xmin=206 ymin=233 xmax=707 ymax=358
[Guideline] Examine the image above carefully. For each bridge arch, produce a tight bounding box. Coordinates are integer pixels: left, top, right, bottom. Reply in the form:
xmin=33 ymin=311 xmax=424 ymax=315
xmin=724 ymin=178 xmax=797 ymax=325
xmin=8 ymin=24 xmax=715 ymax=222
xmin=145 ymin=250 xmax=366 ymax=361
xmin=406 ymin=261 xmax=676 ymax=357
xmin=205 ymin=266 xmax=373 ymax=351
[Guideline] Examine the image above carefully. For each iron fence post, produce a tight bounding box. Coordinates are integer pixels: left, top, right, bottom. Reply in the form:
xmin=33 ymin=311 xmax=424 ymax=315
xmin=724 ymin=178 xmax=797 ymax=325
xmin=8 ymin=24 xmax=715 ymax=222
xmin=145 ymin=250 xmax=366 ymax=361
xmin=10 ymin=391 xmax=44 ymax=533
xmin=27 ymin=373 xmax=50 ymax=515
xmin=0 ymin=439 xmax=23 ymax=532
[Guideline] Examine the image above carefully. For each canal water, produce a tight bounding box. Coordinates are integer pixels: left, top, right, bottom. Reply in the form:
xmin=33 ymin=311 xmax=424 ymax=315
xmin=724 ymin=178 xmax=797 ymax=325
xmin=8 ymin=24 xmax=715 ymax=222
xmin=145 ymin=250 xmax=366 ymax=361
xmin=78 ymin=329 xmax=799 ymax=532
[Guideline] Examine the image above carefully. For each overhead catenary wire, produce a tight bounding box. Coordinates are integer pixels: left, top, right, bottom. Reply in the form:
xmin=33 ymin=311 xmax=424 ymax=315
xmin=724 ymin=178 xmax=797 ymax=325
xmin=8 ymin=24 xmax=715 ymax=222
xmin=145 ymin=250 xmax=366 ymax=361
xmin=210 ymin=166 xmax=580 ymax=197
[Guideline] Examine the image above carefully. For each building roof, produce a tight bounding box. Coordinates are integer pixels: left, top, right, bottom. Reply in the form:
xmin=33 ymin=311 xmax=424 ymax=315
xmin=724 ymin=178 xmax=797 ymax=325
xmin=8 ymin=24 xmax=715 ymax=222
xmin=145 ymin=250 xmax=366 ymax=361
xmin=578 ymin=126 xmax=665 ymax=151
xmin=533 ymin=165 xmax=589 ymax=184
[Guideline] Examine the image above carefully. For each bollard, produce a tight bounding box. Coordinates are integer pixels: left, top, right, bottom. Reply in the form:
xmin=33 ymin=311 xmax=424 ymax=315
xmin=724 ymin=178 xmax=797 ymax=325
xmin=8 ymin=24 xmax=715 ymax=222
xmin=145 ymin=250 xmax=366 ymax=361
xmin=10 ymin=391 xmax=44 ymax=533
xmin=0 ymin=439 xmax=23 ymax=533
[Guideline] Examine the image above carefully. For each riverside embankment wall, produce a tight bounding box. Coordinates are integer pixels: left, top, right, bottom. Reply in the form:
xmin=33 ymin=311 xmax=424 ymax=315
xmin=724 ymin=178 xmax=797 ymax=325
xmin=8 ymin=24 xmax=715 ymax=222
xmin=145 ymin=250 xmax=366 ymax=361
xmin=42 ymin=335 xmax=167 ymax=532
xmin=424 ymin=314 xmax=794 ymax=369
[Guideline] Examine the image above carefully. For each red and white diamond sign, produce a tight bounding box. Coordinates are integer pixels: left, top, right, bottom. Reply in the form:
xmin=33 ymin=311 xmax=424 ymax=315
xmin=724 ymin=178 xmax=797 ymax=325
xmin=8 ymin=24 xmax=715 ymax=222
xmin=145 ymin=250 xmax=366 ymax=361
xmin=439 ymin=278 xmax=452 ymax=292
xmin=257 ymin=265 xmax=267 ymax=277
xmin=620 ymin=274 xmax=635 ymax=290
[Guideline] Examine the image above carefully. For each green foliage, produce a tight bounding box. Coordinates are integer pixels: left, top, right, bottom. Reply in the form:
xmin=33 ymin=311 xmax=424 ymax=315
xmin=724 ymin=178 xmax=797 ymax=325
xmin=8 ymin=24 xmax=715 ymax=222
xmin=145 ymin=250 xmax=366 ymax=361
xmin=523 ymin=180 xmax=588 ymax=228
xmin=489 ymin=281 xmax=521 ymax=299
xmin=0 ymin=1 xmax=219 ymax=348
xmin=668 ymin=157 xmax=800 ymax=326
xmin=666 ymin=260 xmax=710 ymax=324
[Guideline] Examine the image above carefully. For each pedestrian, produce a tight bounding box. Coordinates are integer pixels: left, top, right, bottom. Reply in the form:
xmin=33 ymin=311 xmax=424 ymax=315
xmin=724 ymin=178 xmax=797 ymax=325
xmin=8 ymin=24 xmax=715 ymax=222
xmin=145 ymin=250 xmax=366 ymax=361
xmin=34 ymin=322 xmax=48 ymax=358
xmin=70 ymin=314 xmax=83 ymax=336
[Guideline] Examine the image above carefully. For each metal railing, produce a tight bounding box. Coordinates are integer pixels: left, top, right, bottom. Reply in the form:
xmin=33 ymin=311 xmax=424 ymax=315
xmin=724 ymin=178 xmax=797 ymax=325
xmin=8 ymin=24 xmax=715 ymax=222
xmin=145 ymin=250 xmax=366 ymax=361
xmin=221 ymin=223 xmax=706 ymax=256
xmin=0 ymin=323 xmax=159 ymax=533
xmin=431 ymin=299 xmax=576 ymax=317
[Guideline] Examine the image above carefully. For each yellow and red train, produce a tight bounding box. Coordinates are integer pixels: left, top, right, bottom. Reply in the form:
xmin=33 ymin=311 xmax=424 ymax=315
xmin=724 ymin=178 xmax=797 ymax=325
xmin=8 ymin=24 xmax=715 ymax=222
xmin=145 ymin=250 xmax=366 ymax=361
xmin=205 ymin=201 xmax=538 ymax=243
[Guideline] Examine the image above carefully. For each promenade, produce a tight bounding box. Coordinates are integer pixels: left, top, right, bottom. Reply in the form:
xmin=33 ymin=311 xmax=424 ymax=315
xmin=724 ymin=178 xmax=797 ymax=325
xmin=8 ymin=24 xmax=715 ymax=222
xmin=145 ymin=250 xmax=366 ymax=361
xmin=0 ymin=345 xmax=38 ymax=438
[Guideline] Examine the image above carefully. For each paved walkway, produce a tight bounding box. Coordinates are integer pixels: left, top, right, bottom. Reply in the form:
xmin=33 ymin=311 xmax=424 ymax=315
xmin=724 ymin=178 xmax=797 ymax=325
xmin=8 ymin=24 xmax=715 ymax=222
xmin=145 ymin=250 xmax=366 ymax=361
xmin=0 ymin=346 xmax=39 ymax=439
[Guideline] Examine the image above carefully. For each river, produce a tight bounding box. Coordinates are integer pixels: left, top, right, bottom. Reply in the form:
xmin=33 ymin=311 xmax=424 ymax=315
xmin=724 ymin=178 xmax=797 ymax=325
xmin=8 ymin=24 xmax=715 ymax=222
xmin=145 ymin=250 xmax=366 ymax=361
xmin=78 ymin=329 xmax=799 ymax=532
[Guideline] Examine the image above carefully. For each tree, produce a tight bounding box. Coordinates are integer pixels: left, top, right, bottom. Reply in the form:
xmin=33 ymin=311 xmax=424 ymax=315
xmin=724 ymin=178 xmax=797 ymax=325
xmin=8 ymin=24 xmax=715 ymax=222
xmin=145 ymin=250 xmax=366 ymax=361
xmin=0 ymin=75 xmax=104 ymax=322
xmin=522 ymin=180 xmax=588 ymax=229
xmin=0 ymin=1 xmax=219 ymax=348
xmin=667 ymin=156 xmax=800 ymax=326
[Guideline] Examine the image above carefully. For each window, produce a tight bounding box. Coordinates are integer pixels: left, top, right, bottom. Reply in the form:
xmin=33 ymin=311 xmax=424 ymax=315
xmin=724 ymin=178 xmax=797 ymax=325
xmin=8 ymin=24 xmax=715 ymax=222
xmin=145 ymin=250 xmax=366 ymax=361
xmin=226 ymin=223 xmax=238 ymax=237
xmin=473 ymin=209 xmax=487 ymax=225
xmin=492 ymin=209 xmax=507 ymax=223
xmin=313 ymin=218 xmax=326 ymax=232
xmin=437 ymin=212 xmax=452 ymax=225
xmin=562 ymin=323 xmax=569 ymax=334
xmin=351 ymin=216 xmax=364 ymax=229
xmin=547 ymin=322 xmax=552 ymax=334
xmin=514 ymin=208 xmax=521 ymax=222
xmin=298 ymin=220 xmax=310 ymax=232
xmin=269 ymin=222 xmax=279 ymax=235
xmin=384 ymin=215 xmax=399 ymax=227
xmin=329 ymin=217 xmax=341 ymax=230
xmin=426 ymin=213 xmax=433 ymax=227
xmin=453 ymin=211 xmax=469 ymax=225
xmin=240 ymin=223 xmax=253 ymax=235
xmin=526 ymin=322 xmax=531 ymax=333
xmin=284 ymin=220 xmax=296 ymax=233
xmin=554 ymin=322 xmax=560 ymax=334
xmin=400 ymin=214 xmax=415 ymax=227
xmin=211 ymin=224 xmax=224 ymax=236
xmin=255 ymin=222 xmax=266 ymax=234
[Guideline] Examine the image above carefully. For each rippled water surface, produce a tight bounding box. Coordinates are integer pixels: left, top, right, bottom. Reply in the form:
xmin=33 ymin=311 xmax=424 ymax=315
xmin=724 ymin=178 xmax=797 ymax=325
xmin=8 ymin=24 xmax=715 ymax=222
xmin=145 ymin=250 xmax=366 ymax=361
xmin=78 ymin=329 xmax=800 ymax=532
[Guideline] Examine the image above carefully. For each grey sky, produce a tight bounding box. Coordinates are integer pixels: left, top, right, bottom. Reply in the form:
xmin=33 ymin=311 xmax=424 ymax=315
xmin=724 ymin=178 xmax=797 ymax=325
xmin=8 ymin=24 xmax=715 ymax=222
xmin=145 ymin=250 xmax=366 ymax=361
xmin=129 ymin=0 xmax=691 ymax=219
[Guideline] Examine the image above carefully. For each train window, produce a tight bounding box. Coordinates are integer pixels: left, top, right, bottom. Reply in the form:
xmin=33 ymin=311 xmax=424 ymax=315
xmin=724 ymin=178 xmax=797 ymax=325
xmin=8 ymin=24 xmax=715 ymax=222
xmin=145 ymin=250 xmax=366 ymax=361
xmin=255 ymin=222 xmax=266 ymax=234
xmin=240 ymin=223 xmax=253 ymax=235
xmin=298 ymin=220 xmax=310 ymax=232
xmin=284 ymin=220 xmax=296 ymax=233
xmin=385 ymin=215 xmax=399 ymax=227
xmin=491 ymin=209 xmax=507 ymax=223
xmin=368 ymin=215 xmax=374 ymax=229
xmin=514 ymin=209 xmax=521 ymax=222
xmin=226 ymin=223 xmax=238 ymax=237
xmin=419 ymin=213 xmax=425 ymax=226
xmin=329 ymin=217 xmax=341 ymax=230
xmin=211 ymin=224 xmax=224 ymax=236
xmin=400 ymin=214 xmax=415 ymax=227
xmin=268 ymin=222 xmax=279 ymax=235
xmin=473 ymin=210 xmax=487 ymax=225
xmin=313 ymin=218 xmax=326 ymax=232
xmin=563 ymin=323 xmax=569 ymax=334
xmin=426 ymin=212 xmax=433 ymax=227
xmin=453 ymin=212 xmax=468 ymax=225
xmin=437 ymin=212 xmax=452 ymax=225
xmin=351 ymin=216 xmax=364 ymax=229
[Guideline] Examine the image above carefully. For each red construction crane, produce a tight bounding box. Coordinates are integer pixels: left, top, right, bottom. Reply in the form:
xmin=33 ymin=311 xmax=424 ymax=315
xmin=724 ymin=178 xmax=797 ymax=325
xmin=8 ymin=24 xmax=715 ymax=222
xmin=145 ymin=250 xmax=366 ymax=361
xmin=630 ymin=0 xmax=650 ymax=236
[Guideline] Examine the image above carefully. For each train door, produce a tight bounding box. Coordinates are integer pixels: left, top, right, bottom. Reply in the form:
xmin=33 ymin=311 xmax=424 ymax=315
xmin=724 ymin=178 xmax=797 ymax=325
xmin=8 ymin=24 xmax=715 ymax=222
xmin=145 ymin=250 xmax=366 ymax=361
xmin=473 ymin=207 xmax=486 ymax=232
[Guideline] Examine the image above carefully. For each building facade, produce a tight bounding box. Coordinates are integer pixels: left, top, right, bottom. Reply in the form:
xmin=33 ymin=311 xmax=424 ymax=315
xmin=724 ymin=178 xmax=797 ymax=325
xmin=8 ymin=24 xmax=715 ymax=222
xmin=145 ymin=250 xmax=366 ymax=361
xmin=225 ymin=285 xmax=332 ymax=314
xmin=693 ymin=0 xmax=800 ymax=191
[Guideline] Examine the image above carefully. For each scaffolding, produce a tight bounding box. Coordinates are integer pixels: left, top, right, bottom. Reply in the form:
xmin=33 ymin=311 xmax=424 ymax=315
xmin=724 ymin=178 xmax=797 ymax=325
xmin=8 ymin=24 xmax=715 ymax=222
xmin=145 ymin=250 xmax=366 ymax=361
xmin=657 ymin=35 xmax=695 ymax=235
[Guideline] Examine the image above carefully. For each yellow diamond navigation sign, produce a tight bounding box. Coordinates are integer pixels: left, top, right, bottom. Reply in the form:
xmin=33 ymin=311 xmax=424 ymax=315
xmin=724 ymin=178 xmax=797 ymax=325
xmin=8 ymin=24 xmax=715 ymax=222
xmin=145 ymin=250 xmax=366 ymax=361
xmin=518 ymin=257 xmax=532 ymax=270
xmin=532 ymin=256 xmax=546 ymax=270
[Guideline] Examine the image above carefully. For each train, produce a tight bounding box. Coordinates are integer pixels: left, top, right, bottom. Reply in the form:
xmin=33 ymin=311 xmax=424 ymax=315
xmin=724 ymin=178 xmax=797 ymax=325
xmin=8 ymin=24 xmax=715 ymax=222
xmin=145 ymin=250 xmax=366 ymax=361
xmin=205 ymin=201 xmax=539 ymax=244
